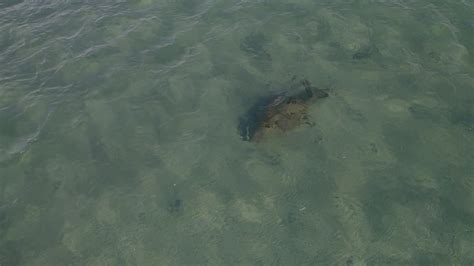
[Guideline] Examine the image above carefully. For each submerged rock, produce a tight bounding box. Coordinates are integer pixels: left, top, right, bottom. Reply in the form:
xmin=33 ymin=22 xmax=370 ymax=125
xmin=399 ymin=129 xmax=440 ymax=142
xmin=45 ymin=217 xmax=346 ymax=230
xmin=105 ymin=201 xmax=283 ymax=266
xmin=238 ymin=79 xmax=328 ymax=141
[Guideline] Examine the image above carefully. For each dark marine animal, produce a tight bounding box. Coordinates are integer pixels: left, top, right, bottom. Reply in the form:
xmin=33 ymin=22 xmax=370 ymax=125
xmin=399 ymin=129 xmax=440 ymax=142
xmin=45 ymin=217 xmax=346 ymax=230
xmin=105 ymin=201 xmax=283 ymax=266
xmin=238 ymin=79 xmax=328 ymax=141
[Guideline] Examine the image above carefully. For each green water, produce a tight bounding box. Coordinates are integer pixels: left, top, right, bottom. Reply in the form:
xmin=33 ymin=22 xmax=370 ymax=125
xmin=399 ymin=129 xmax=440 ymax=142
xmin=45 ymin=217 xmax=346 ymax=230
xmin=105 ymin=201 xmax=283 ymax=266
xmin=1 ymin=0 xmax=473 ymax=265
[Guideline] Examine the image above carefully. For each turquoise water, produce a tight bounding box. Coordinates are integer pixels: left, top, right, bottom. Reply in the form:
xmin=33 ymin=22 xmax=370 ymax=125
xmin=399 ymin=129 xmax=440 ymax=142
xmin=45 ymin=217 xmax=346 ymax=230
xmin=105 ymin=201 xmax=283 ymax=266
xmin=1 ymin=0 xmax=473 ymax=265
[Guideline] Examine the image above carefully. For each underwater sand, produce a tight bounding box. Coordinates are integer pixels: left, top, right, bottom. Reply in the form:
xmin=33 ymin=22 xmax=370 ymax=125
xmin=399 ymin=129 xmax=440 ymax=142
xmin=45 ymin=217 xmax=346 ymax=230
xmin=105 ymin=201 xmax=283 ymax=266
xmin=0 ymin=0 xmax=473 ymax=265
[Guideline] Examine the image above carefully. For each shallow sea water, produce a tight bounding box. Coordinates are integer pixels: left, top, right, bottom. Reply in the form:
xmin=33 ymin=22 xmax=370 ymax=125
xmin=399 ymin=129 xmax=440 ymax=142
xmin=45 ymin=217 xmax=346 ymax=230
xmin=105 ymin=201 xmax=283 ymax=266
xmin=1 ymin=0 xmax=474 ymax=265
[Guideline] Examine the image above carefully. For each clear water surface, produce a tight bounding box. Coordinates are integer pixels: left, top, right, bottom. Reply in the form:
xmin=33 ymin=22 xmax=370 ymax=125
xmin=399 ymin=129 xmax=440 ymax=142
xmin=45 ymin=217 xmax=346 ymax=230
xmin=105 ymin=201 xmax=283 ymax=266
xmin=0 ymin=0 xmax=473 ymax=265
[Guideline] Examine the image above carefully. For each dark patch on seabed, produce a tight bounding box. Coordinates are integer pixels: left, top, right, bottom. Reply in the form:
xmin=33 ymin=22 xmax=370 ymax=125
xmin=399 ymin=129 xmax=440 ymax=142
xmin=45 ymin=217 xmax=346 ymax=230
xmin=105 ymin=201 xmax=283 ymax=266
xmin=240 ymin=32 xmax=272 ymax=61
xmin=167 ymin=198 xmax=183 ymax=214
xmin=0 ymin=240 xmax=21 ymax=266
xmin=352 ymin=44 xmax=378 ymax=60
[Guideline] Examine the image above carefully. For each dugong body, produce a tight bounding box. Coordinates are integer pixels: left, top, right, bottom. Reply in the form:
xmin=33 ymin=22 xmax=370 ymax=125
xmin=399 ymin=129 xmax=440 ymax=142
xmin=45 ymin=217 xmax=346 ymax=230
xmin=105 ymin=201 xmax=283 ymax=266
xmin=238 ymin=79 xmax=328 ymax=141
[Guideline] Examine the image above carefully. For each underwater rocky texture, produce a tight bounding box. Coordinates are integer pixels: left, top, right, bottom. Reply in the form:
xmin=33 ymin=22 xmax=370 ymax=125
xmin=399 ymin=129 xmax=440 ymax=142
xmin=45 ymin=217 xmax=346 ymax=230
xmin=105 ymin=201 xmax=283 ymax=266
xmin=238 ymin=79 xmax=329 ymax=141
